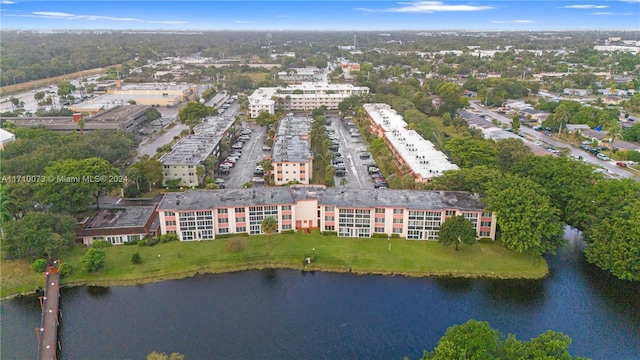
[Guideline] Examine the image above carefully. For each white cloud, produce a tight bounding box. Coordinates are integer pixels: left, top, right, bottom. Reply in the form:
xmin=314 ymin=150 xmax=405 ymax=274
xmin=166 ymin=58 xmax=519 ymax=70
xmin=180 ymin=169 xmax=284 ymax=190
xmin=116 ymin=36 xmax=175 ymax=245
xmin=0 ymin=0 xmax=15 ymax=4
xmin=356 ymin=1 xmax=494 ymax=13
xmin=9 ymin=11 xmax=186 ymax=24
xmin=561 ymin=4 xmax=609 ymax=8
xmin=235 ymin=20 xmax=253 ymax=24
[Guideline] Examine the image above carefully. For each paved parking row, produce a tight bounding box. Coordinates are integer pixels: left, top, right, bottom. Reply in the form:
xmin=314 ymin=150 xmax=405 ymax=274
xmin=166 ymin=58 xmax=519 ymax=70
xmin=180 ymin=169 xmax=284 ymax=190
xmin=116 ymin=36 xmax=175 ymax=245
xmin=216 ymin=123 xmax=268 ymax=189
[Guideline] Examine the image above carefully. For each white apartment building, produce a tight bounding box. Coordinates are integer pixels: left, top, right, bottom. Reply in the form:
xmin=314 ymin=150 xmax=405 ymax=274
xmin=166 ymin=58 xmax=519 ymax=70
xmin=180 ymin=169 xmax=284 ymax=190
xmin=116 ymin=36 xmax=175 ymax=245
xmin=271 ymin=115 xmax=314 ymax=185
xmin=363 ymin=103 xmax=458 ymax=182
xmin=157 ymin=187 xmax=496 ymax=241
xmin=248 ymin=82 xmax=369 ymax=118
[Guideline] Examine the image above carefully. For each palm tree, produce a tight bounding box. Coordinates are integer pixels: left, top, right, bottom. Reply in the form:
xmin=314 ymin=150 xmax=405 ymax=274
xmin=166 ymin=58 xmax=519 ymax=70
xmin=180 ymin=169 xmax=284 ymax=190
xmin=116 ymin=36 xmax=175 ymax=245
xmin=0 ymin=185 xmax=16 ymax=239
xmin=261 ymin=216 xmax=278 ymax=250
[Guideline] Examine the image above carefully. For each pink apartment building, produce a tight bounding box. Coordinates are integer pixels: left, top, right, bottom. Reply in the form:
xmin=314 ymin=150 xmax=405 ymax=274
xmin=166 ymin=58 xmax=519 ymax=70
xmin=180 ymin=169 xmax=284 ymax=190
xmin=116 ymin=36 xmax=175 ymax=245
xmin=157 ymin=187 xmax=496 ymax=241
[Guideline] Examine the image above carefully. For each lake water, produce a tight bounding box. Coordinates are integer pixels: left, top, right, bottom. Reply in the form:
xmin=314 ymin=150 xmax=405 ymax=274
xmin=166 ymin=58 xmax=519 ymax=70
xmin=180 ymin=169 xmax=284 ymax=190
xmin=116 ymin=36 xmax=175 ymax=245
xmin=2 ymin=229 xmax=639 ymax=359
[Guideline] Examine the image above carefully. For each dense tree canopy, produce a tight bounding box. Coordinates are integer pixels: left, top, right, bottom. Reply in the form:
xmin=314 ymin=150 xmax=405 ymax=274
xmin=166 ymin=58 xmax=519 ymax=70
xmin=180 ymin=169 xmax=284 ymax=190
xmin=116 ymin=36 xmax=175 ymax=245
xmin=422 ymin=320 xmax=582 ymax=360
xmin=38 ymin=157 xmax=121 ymax=213
xmin=2 ymin=211 xmax=76 ymax=259
xmin=487 ymin=175 xmax=565 ymax=255
xmin=438 ymin=215 xmax=477 ymax=250
xmin=445 ymin=137 xmax=497 ymax=168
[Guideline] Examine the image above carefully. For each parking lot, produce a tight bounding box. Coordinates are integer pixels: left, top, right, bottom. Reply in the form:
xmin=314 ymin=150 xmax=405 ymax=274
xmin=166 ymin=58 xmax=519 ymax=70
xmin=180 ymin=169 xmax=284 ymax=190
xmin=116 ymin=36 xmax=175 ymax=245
xmin=216 ymin=123 xmax=268 ymax=189
xmin=325 ymin=115 xmax=383 ymax=190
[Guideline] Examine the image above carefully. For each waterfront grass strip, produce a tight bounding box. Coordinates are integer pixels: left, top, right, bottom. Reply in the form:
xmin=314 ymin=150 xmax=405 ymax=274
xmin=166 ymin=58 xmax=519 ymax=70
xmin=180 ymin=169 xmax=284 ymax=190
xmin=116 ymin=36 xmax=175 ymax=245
xmin=1 ymin=233 xmax=548 ymax=298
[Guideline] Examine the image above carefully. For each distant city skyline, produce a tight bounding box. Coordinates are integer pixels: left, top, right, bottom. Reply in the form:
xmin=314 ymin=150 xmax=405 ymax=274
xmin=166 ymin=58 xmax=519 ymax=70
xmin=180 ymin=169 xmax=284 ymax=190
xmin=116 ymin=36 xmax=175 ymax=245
xmin=1 ymin=1 xmax=639 ymax=31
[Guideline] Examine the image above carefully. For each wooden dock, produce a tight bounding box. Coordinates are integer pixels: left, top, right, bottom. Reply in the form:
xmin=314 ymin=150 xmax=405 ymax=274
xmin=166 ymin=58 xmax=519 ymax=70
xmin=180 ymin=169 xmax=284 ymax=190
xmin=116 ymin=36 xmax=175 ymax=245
xmin=36 ymin=262 xmax=61 ymax=360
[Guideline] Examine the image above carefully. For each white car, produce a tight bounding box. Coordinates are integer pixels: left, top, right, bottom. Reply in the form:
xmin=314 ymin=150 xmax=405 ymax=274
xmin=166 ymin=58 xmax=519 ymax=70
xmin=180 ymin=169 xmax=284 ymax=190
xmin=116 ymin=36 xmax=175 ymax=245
xmin=252 ymin=177 xmax=265 ymax=183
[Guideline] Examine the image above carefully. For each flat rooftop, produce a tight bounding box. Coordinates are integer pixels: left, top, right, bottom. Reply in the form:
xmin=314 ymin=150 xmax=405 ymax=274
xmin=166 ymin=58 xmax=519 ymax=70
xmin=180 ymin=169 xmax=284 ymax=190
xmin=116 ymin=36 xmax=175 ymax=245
xmin=159 ymin=115 xmax=236 ymax=166
xmin=84 ymin=206 xmax=156 ymax=229
xmin=364 ymin=103 xmax=458 ymax=178
xmin=89 ymin=105 xmax=149 ymax=122
xmin=272 ymin=115 xmax=314 ymax=162
xmin=157 ymin=188 xmax=486 ymax=212
xmin=158 ymin=188 xmax=296 ymax=211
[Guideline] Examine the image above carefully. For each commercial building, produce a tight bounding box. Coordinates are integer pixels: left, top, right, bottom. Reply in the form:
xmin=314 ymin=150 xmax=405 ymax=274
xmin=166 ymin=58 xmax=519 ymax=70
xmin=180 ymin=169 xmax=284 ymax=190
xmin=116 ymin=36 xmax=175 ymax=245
xmin=7 ymin=105 xmax=150 ymax=132
xmin=248 ymin=82 xmax=369 ymax=118
xmin=363 ymin=103 xmax=459 ymax=182
xmin=157 ymin=187 xmax=496 ymax=241
xmin=159 ymin=115 xmax=236 ymax=187
xmin=271 ymin=115 xmax=314 ymax=185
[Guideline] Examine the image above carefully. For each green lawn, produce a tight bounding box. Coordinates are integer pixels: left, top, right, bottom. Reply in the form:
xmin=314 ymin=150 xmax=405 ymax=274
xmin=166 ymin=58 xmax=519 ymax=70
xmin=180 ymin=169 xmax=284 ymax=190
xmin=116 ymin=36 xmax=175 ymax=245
xmin=1 ymin=233 xmax=548 ymax=298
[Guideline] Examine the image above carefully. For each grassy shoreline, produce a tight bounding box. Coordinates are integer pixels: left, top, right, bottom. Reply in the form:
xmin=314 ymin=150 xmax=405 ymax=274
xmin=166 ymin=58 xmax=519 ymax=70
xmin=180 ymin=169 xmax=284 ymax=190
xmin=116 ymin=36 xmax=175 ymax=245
xmin=1 ymin=233 xmax=548 ymax=299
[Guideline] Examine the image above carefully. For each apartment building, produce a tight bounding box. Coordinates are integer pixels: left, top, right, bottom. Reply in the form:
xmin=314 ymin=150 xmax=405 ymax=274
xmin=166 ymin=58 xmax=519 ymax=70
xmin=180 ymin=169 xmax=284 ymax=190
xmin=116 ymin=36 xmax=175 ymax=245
xmin=363 ymin=103 xmax=459 ymax=182
xmin=157 ymin=187 xmax=496 ymax=241
xmin=272 ymin=115 xmax=314 ymax=185
xmin=159 ymin=115 xmax=236 ymax=187
xmin=248 ymin=82 xmax=369 ymax=118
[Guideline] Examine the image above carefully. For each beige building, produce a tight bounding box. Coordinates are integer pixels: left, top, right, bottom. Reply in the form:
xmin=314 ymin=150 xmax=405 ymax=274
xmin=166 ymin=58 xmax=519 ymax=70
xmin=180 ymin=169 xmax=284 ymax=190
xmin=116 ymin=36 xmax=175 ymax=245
xmin=248 ymin=82 xmax=369 ymax=118
xmin=0 ymin=128 xmax=16 ymax=149
xmin=271 ymin=115 xmax=314 ymax=185
xmin=157 ymin=187 xmax=496 ymax=241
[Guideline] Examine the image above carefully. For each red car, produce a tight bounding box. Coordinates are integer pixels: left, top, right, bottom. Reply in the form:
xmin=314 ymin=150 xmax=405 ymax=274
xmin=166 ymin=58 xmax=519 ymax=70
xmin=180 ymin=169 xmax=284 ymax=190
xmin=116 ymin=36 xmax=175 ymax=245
xmin=616 ymin=162 xmax=628 ymax=167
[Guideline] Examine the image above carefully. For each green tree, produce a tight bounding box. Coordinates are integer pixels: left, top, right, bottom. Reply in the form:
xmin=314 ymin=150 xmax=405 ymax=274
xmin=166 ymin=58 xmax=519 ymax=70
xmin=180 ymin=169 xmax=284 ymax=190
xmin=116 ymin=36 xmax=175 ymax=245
xmin=260 ymin=158 xmax=274 ymax=185
xmin=487 ymin=175 xmax=565 ymax=255
xmin=510 ymin=115 xmax=521 ymax=133
xmin=438 ymin=215 xmax=477 ymax=251
xmin=145 ymin=107 xmax=162 ymax=121
xmin=2 ymin=211 xmax=76 ymax=259
xmin=261 ymin=216 xmax=278 ymax=248
xmin=428 ymin=320 xmax=501 ymax=359
xmin=426 ymin=166 xmax=502 ymax=194
xmin=56 ymin=80 xmax=76 ymax=97
xmin=38 ymin=157 xmax=121 ymax=213
xmin=127 ymin=155 xmax=163 ymax=193
xmin=77 ymin=118 xmax=86 ymax=135
xmin=445 ymin=137 xmax=497 ymax=168
xmin=177 ymin=101 xmax=212 ymax=134
xmin=436 ymin=82 xmax=469 ymax=118
xmin=81 ymin=248 xmax=106 ymax=273
xmin=495 ymin=138 xmax=531 ymax=173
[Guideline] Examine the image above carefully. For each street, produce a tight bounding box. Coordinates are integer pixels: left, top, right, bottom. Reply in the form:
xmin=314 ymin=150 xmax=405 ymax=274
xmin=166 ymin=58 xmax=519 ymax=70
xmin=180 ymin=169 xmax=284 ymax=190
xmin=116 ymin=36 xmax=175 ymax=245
xmin=469 ymin=102 xmax=637 ymax=179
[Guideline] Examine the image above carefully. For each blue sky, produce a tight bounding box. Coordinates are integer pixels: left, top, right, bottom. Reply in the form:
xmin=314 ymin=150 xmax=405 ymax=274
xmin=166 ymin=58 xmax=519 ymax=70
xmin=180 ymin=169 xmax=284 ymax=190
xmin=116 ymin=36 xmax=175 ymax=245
xmin=1 ymin=1 xmax=639 ymax=31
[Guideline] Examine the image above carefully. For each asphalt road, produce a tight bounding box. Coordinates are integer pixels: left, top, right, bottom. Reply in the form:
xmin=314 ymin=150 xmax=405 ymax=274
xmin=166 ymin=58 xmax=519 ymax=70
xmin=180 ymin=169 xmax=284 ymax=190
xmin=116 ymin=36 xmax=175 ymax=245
xmin=327 ymin=116 xmax=372 ymax=189
xmin=469 ymin=102 xmax=637 ymax=179
xmin=219 ymin=122 xmax=267 ymax=189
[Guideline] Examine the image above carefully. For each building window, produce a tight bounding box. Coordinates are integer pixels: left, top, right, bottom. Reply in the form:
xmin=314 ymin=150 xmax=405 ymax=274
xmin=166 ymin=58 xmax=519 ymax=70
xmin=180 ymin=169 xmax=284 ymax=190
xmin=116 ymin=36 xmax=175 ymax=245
xmin=282 ymin=214 xmax=292 ymax=220
xmin=325 ymin=225 xmax=335 ymax=231
xmin=393 ymin=218 xmax=403 ymax=224
xmin=165 ymin=220 xmax=176 ymax=226
xmin=282 ymin=205 xmax=291 ymax=211
xmin=236 ymin=217 xmax=246 ymax=223
xmin=165 ymin=211 xmax=175 ymax=217
xmin=481 ymin=221 xmax=492 ymax=227
xmin=236 ymin=226 xmax=246 ymax=233
xmin=482 ymin=211 xmax=492 ymax=217
xmin=235 ymin=208 xmax=245 ymax=213
xmin=445 ymin=210 xmax=456 ymax=217
xmin=326 ymin=206 xmax=334 ymax=212
xmin=219 ymin=228 xmax=229 ymax=234
xmin=219 ymin=218 xmax=229 ymax=224
xmin=393 ymin=209 xmax=404 ymax=215
xmin=374 ymin=227 xmax=385 ymax=233
xmin=393 ymin=228 xmax=402 ymax=234
xmin=282 ymin=224 xmax=292 ymax=230
xmin=299 ymin=163 xmax=305 ymax=166
xmin=480 ymin=231 xmax=491 ymax=237
xmin=218 ymin=208 xmax=228 ymax=214
xmin=375 ymin=208 xmax=385 ymax=214
xmin=325 ymin=215 xmax=335 ymax=221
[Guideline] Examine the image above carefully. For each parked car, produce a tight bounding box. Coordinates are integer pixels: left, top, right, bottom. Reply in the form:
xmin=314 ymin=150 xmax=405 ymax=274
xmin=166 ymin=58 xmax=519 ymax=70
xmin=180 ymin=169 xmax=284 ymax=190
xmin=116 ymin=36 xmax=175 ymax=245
xmin=262 ymin=145 xmax=272 ymax=151
xmin=597 ymin=153 xmax=610 ymax=161
xmin=335 ymin=169 xmax=346 ymax=176
xmin=616 ymin=162 xmax=628 ymax=167
xmin=252 ymin=177 xmax=265 ymax=183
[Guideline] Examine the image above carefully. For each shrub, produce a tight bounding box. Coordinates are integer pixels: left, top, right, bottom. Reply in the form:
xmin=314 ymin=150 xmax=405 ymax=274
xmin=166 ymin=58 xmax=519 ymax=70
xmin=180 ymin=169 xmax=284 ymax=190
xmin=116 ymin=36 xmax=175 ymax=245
xmin=390 ymin=234 xmax=400 ymax=238
xmin=146 ymin=237 xmax=160 ymax=246
xmin=124 ymin=240 xmax=138 ymax=246
xmin=31 ymin=259 xmax=48 ymax=273
xmin=225 ymin=237 xmax=247 ymax=252
xmin=372 ymin=233 xmax=389 ymax=238
xmin=81 ymin=248 xmax=106 ymax=273
xmin=137 ymin=239 xmax=148 ymax=247
xmin=131 ymin=252 xmax=142 ymax=264
xmin=59 ymin=263 xmax=73 ymax=277
xmin=281 ymin=230 xmax=296 ymax=234
xmin=123 ymin=183 xmax=141 ymax=198
xmin=321 ymin=231 xmax=337 ymax=236
xmin=92 ymin=240 xmax=112 ymax=248
xmin=160 ymin=233 xmax=179 ymax=243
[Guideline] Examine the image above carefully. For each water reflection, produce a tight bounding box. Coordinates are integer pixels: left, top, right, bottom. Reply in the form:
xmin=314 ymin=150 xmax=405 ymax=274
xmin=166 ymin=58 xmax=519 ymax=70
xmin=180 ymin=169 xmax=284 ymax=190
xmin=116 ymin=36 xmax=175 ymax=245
xmin=85 ymin=286 xmax=110 ymax=297
xmin=434 ymin=277 xmax=473 ymax=294
xmin=482 ymin=279 xmax=546 ymax=307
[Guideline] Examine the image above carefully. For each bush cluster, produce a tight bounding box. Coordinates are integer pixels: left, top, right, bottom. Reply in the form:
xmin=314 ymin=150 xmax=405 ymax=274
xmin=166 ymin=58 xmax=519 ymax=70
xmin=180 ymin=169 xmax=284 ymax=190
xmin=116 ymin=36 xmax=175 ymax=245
xmin=92 ymin=240 xmax=112 ymax=248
